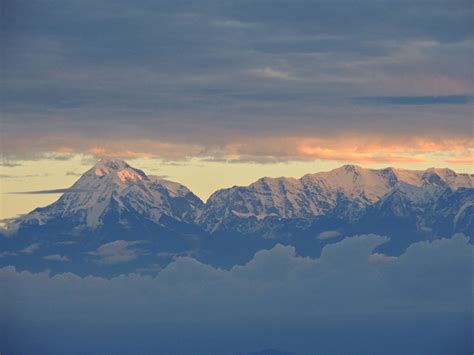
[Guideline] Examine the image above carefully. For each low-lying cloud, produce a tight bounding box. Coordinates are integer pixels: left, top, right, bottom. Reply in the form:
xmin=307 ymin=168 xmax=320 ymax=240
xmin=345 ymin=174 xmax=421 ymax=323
xmin=2 ymin=234 xmax=471 ymax=320
xmin=43 ymin=254 xmax=70 ymax=262
xmin=19 ymin=243 xmax=40 ymax=254
xmin=1 ymin=234 xmax=471 ymax=354
xmin=10 ymin=188 xmax=95 ymax=195
xmin=87 ymin=240 xmax=146 ymax=265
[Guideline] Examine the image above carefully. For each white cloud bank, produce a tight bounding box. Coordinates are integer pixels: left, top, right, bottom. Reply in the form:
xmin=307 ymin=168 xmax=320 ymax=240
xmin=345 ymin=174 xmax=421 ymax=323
xmin=2 ymin=234 xmax=471 ymax=319
xmin=0 ymin=234 xmax=472 ymax=354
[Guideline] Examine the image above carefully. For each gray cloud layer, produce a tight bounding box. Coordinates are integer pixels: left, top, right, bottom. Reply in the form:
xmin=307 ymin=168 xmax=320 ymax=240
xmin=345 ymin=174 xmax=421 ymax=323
xmin=2 ymin=0 xmax=473 ymax=159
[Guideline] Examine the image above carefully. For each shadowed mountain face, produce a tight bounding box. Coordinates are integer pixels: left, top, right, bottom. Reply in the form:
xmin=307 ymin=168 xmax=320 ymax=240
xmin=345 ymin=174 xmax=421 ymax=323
xmin=1 ymin=159 xmax=473 ymax=276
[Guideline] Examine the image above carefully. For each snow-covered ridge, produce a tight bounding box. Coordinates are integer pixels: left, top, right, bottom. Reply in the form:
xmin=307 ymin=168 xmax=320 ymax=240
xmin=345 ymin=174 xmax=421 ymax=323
xmin=199 ymin=164 xmax=474 ymax=231
xmin=12 ymin=160 xmax=473 ymax=232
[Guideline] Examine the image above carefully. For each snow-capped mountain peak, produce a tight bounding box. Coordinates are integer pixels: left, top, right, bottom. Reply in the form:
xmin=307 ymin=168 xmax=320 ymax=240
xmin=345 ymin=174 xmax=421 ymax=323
xmin=93 ymin=159 xmax=130 ymax=175
xmin=14 ymin=159 xmax=203 ymax=229
xmin=302 ymin=165 xmax=399 ymax=202
xmin=87 ymin=158 xmax=148 ymax=184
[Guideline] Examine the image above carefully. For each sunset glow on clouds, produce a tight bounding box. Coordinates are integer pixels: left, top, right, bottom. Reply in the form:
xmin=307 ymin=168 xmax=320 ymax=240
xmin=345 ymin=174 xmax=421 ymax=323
xmin=2 ymin=134 xmax=472 ymax=166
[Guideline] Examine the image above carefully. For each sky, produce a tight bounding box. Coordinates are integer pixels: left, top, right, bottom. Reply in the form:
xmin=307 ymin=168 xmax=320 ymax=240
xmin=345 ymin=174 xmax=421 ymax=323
xmin=1 ymin=0 xmax=473 ymax=219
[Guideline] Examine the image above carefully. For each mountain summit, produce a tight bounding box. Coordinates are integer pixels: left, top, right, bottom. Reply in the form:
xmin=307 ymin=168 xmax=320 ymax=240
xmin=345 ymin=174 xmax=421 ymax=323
xmin=14 ymin=159 xmax=203 ymax=230
xmin=91 ymin=159 xmax=147 ymax=182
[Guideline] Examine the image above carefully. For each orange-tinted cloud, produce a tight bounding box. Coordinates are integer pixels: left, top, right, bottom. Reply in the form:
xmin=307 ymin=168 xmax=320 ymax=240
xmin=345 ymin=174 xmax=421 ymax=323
xmin=297 ymin=146 xmax=427 ymax=164
xmin=445 ymin=151 xmax=474 ymax=165
xmin=215 ymin=135 xmax=472 ymax=165
xmin=2 ymin=133 xmax=472 ymax=168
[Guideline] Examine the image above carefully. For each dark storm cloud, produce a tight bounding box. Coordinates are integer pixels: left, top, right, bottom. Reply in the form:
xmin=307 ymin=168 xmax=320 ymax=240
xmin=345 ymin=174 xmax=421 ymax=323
xmin=1 ymin=0 xmax=473 ymax=158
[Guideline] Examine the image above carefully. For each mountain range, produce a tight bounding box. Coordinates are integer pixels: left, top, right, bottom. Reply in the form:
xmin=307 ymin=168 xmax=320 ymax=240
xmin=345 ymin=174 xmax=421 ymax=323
xmin=1 ymin=159 xmax=472 ymax=275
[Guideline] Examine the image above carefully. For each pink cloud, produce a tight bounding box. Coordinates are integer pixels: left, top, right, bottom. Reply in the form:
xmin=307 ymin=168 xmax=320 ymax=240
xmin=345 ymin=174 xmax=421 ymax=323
xmin=2 ymin=132 xmax=472 ymax=168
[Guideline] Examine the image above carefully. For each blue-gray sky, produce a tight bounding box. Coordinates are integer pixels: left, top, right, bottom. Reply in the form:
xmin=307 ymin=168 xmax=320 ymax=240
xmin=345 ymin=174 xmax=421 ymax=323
xmin=1 ymin=0 xmax=473 ymax=164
